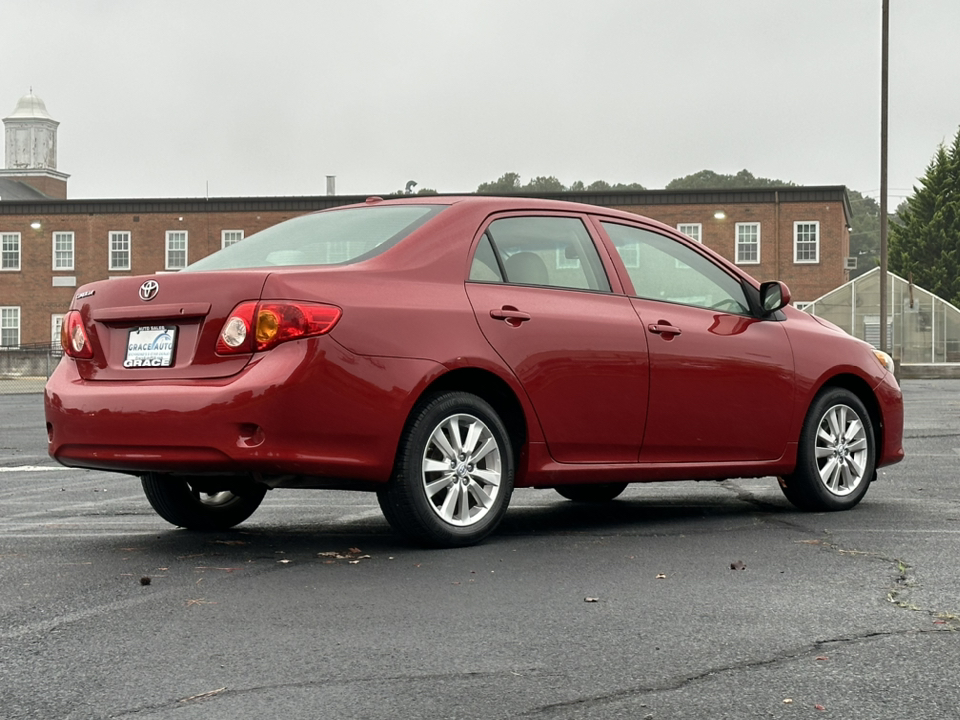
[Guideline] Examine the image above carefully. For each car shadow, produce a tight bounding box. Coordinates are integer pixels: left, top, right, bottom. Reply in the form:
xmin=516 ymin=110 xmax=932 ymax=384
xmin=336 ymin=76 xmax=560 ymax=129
xmin=93 ymin=487 xmax=800 ymax=562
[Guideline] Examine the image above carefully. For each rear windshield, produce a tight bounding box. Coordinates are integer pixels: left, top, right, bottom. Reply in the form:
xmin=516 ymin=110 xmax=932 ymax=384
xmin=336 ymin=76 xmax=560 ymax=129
xmin=184 ymin=205 xmax=444 ymax=272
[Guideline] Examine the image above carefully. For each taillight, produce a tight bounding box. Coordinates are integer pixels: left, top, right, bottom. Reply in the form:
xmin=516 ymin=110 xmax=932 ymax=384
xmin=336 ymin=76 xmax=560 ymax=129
xmin=61 ymin=310 xmax=94 ymax=359
xmin=217 ymin=301 xmax=341 ymax=354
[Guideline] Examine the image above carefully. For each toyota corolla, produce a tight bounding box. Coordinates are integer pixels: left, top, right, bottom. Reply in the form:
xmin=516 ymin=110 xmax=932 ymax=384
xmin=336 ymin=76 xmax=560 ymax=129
xmin=45 ymin=196 xmax=904 ymax=546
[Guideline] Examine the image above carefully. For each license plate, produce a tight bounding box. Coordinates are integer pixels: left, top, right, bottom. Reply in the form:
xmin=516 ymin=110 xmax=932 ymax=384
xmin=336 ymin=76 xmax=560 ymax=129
xmin=124 ymin=326 xmax=177 ymax=368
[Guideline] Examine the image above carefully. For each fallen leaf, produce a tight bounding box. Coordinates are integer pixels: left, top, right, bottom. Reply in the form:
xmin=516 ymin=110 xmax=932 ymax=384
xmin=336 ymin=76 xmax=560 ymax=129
xmin=730 ymin=560 xmax=746 ymax=571
xmin=783 ymin=699 xmax=793 ymax=704
xmin=816 ymin=656 xmax=829 ymax=661
xmin=213 ymin=540 xmax=246 ymax=546
xmin=815 ymin=704 xmax=826 ymax=711
xmin=278 ymin=559 xmax=291 ymax=564
xmin=139 ymin=576 xmax=151 ymax=586
xmin=348 ymin=547 xmax=363 ymax=554
xmin=584 ymin=597 xmax=599 ymax=603
xmin=656 ymin=573 xmax=666 ymax=579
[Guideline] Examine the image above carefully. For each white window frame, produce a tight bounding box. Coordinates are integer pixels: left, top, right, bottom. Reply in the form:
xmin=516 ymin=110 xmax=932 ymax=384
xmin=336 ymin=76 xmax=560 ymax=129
xmin=51 ymin=313 xmax=65 ymax=345
xmin=1 ymin=306 xmax=20 ymax=346
xmin=221 ymin=229 xmax=244 ymax=249
xmin=109 ymin=231 xmax=131 ymax=271
xmin=165 ymin=230 xmax=188 ymax=270
xmin=1 ymin=232 xmax=21 ymax=271
xmin=677 ymin=223 xmax=702 ymax=243
xmin=52 ymin=231 xmax=75 ymax=271
xmin=793 ymin=221 xmax=820 ymax=264
xmin=735 ymin=222 xmax=761 ymax=265
xmin=794 ymin=301 xmax=812 ymax=312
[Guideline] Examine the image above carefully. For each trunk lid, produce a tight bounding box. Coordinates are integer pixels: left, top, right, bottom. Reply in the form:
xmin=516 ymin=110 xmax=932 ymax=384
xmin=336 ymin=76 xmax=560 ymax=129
xmin=69 ymin=271 xmax=271 ymax=381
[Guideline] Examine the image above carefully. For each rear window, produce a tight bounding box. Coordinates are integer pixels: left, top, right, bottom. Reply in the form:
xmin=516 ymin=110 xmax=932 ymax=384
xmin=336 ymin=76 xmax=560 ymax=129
xmin=184 ymin=205 xmax=444 ymax=272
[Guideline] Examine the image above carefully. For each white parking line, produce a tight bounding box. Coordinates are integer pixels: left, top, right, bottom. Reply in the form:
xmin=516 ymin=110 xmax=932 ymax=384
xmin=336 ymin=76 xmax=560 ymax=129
xmin=0 ymin=465 xmax=67 ymax=472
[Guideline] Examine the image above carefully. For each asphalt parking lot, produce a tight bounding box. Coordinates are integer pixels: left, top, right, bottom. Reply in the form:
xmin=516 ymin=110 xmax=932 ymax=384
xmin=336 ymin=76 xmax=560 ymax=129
xmin=1 ymin=380 xmax=958 ymax=719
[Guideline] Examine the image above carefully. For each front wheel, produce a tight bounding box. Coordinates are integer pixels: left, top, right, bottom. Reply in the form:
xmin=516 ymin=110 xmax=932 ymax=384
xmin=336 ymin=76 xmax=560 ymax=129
xmin=141 ymin=474 xmax=267 ymax=530
xmin=779 ymin=388 xmax=876 ymax=512
xmin=555 ymin=483 xmax=628 ymax=503
xmin=377 ymin=391 xmax=515 ymax=547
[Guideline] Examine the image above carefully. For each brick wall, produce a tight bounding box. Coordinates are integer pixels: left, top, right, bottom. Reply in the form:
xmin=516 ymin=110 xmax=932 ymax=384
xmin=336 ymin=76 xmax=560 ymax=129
xmin=0 ymin=189 xmax=851 ymax=345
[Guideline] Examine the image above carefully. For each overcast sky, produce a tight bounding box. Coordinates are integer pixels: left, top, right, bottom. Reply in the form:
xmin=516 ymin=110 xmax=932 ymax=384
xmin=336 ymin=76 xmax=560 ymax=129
xmin=3 ymin=0 xmax=959 ymax=204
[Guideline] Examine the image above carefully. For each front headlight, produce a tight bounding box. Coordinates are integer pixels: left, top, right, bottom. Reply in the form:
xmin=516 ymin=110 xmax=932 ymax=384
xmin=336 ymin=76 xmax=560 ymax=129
xmin=873 ymin=349 xmax=895 ymax=374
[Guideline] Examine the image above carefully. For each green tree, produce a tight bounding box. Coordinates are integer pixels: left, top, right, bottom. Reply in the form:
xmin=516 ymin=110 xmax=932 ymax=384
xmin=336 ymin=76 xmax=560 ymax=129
xmin=523 ymin=175 xmax=566 ymax=192
xmin=475 ymin=174 xmax=646 ymax=193
xmin=666 ymin=169 xmax=795 ymax=190
xmin=476 ymin=172 xmax=523 ymax=194
xmin=847 ymin=190 xmax=881 ymax=278
xmin=889 ymin=128 xmax=960 ymax=305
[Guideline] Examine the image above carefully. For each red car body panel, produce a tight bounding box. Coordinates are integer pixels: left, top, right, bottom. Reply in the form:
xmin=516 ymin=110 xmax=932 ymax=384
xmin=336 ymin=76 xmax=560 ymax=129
xmin=45 ymin=195 xmax=904 ymax=495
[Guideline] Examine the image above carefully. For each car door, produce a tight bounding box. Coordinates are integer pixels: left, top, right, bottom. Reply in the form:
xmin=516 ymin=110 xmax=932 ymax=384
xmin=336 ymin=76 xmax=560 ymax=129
xmin=598 ymin=221 xmax=795 ymax=464
xmin=465 ymin=214 xmax=649 ymax=464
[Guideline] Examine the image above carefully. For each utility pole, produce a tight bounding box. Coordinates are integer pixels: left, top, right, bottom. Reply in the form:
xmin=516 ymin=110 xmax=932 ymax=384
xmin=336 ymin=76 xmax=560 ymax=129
xmin=879 ymin=0 xmax=890 ymax=353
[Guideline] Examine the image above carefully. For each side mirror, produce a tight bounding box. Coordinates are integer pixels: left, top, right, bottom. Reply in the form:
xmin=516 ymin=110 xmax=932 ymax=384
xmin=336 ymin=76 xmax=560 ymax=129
xmin=759 ymin=281 xmax=791 ymax=315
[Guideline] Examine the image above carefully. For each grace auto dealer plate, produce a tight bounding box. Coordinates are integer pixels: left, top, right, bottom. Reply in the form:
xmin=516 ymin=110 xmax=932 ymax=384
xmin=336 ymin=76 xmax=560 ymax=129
xmin=124 ymin=326 xmax=177 ymax=368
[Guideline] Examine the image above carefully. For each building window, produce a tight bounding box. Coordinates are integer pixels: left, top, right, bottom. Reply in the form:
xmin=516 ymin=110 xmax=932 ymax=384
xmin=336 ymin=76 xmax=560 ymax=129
xmin=51 ymin=313 xmax=65 ymax=346
xmin=735 ymin=223 xmax=760 ymax=265
xmin=794 ymin=301 xmax=812 ymax=312
xmin=794 ymin=221 xmax=820 ymax=263
xmin=166 ymin=231 xmax=188 ymax=270
xmin=222 ymin=230 xmax=244 ymax=248
xmin=53 ymin=232 xmax=75 ymax=271
xmin=109 ymin=231 xmax=131 ymax=270
xmin=1 ymin=233 xmax=21 ymax=271
xmin=677 ymin=223 xmax=702 ymax=243
xmin=1 ymin=306 xmax=20 ymax=346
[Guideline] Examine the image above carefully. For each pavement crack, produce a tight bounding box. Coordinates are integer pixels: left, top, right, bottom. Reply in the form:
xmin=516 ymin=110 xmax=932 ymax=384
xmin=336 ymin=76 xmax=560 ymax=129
xmin=519 ymin=628 xmax=950 ymax=717
xmin=800 ymin=536 xmax=960 ymax=628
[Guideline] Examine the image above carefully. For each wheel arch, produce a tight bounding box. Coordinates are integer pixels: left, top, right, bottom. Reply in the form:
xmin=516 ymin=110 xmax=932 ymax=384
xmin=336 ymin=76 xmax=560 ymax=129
xmin=814 ymin=373 xmax=884 ymax=470
xmin=410 ymin=367 xmax=528 ymax=462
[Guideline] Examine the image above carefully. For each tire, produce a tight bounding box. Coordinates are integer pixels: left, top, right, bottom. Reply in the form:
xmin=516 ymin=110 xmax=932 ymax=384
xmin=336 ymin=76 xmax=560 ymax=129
xmin=779 ymin=388 xmax=876 ymax=512
xmin=377 ymin=391 xmax=515 ymax=547
xmin=141 ymin=473 xmax=267 ymax=530
xmin=555 ymin=483 xmax=628 ymax=503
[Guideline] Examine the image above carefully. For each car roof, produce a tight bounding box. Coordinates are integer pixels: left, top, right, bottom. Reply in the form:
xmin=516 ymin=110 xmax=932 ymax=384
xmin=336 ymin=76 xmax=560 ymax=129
xmin=341 ymin=194 xmax=675 ymax=228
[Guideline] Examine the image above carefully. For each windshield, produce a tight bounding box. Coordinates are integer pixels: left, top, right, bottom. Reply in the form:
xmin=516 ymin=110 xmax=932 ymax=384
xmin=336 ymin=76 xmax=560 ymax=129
xmin=184 ymin=204 xmax=445 ymax=271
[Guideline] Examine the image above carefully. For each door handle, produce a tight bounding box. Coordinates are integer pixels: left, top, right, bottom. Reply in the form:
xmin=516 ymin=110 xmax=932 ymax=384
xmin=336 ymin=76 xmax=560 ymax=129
xmin=490 ymin=307 xmax=531 ymax=325
xmin=648 ymin=322 xmax=681 ymax=337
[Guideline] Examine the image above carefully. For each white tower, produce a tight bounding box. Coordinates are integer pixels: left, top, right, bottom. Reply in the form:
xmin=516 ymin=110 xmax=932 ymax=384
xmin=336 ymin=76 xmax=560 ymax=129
xmin=4 ymin=91 xmax=59 ymax=170
xmin=1 ymin=91 xmax=69 ymax=198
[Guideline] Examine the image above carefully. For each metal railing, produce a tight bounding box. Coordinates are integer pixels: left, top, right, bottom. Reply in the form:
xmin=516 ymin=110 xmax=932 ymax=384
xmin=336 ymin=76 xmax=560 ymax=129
xmin=0 ymin=343 xmax=62 ymax=394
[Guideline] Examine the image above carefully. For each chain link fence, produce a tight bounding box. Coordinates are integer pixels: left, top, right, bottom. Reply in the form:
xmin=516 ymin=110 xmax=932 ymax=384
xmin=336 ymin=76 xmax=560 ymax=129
xmin=0 ymin=344 xmax=61 ymax=395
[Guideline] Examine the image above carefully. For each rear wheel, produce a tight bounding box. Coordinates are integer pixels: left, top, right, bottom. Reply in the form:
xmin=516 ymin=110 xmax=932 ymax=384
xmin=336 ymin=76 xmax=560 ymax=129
xmin=555 ymin=483 xmax=628 ymax=503
xmin=377 ymin=391 xmax=514 ymax=547
xmin=141 ymin=474 xmax=267 ymax=530
xmin=779 ymin=388 xmax=875 ymax=512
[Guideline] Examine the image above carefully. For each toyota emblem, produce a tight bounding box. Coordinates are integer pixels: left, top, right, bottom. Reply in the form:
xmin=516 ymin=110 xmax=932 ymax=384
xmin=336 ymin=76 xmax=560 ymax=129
xmin=139 ymin=280 xmax=160 ymax=301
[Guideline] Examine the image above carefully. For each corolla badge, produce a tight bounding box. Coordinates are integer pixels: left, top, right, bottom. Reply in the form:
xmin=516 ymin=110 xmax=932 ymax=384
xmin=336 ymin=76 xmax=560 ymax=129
xmin=139 ymin=280 xmax=160 ymax=301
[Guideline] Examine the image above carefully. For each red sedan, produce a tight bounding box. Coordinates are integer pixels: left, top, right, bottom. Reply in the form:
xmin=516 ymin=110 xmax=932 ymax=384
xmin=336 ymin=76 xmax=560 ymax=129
xmin=45 ymin=196 xmax=904 ymax=546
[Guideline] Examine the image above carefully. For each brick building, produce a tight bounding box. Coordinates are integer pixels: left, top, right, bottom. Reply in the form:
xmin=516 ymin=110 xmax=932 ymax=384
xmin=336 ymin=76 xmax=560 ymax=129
xmin=0 ymin=92 xmax=852 ymax=347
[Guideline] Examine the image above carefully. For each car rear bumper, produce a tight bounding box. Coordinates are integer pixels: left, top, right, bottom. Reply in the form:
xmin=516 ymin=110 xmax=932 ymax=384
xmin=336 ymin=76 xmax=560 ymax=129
xmin=45 ymin=337 xmax=442 ymax=484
